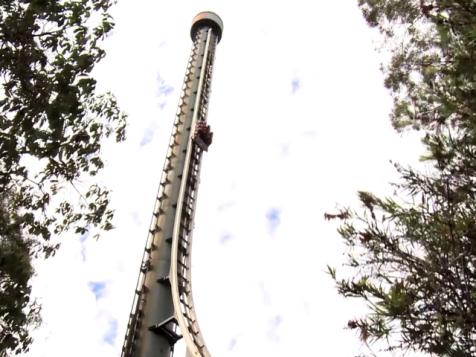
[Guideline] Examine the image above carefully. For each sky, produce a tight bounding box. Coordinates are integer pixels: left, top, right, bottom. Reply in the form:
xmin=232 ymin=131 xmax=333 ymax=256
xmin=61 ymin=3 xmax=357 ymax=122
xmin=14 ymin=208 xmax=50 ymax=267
xmin=24 ymin=1 xmax=428 ymax=356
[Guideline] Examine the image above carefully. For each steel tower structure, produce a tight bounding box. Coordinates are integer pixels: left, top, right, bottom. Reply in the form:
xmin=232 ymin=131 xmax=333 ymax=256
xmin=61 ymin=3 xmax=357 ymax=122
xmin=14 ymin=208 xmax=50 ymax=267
xmin=121 ymin=11 xmax=223 ymax=357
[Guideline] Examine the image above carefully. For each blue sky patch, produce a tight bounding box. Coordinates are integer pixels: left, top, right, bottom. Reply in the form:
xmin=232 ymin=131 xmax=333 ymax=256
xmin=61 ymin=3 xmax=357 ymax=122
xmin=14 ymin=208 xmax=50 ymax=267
xmin=158 ymin=84 xmax=173 ymax=97
xmin=259 ymin=281 xmax=271 ymax=305
xmin=271 ymin=314 xmax=282 ymax=327
xmin=103 ymin=318 xmax=118 ymax=345
xmin=88 ymin=281 xmax=106 ymax=300
xmin=140 ymin=128 xmax=155 ymax=147
xmin=140 ymin=121 xmax=160 ymax=147
xmin=79 ymin=231 xmax=89 ymax=243
xmin=80 ymin=245 xmax=86 ymax=262
xmin=228 ymin=337 xmax=237 ymax=351
xmin=79 ymin=231 xmax=88 ymax=262
xmin=156 ymin=74 xmax=174 ymax=97
xmin=267 ymin=314 xmax=282 ymax=342
xmin=291 ymin=78 xmax=300 ymax=94
xmin=219 ymin=233 xmax=233 ymax=245
xmin=266 ymin=208 xmax=281 ymax=234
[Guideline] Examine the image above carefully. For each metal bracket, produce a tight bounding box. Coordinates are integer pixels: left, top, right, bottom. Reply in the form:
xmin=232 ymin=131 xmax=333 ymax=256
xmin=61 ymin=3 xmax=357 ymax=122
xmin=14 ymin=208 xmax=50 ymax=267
xmin=149 ymin=316 xmax=183 ymax=346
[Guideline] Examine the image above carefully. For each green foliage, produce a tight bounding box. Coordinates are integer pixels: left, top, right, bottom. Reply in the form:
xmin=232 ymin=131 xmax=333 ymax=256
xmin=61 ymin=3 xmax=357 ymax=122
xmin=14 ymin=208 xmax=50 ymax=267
xmin=330 ymin=165 xmax=476 ymax=354
xmin=328 ymin=1 xmax=476 ymax=355
xmin=0 ymin=0 xmax=125 ymax=355
xmin=0 ymin=0 xmax=126 ymax=251
xmin=0 ymin=195 xmax=40 ymax=355
xmin=358 ymin=0 xmax=476 ymax=137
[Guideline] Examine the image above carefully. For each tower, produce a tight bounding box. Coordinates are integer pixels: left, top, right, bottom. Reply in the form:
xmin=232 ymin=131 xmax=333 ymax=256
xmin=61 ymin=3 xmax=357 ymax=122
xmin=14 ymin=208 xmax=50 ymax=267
xmin=121 ymin=12 xmax=223 ymax=357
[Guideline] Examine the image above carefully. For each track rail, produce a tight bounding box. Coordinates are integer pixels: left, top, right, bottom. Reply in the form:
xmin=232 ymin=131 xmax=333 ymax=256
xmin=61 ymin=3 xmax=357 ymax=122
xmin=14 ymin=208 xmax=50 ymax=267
xmin=121 ymin=23 xmax=218 ymax=357
xmin=121 ymin=79 xmax=189 ymax=356
xmin=170 ymin=28 xmax=214 ymax=357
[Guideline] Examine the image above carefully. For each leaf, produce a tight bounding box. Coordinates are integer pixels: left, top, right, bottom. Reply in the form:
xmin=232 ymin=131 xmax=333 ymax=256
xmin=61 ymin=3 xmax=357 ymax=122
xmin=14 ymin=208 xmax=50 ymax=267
xmin=326 ymin=265 xmax=336 ymax=279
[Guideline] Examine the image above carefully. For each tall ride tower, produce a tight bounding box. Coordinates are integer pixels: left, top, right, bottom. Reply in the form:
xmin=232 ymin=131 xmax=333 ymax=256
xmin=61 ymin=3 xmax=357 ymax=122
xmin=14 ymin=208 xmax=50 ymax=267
xmin=121 ymin=12 xmax=223 ymax=357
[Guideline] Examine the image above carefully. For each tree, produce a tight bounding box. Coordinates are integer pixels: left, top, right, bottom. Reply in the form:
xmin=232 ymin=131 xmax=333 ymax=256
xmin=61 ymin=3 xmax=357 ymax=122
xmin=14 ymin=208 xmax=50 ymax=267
xmin=0 ymin=0 xmax=125 ymax=354
xmin=0 ymin=0 xmax=126 ymax=251
xmin=0 ymin=194 xmax=40 ymax=356
xmin=327 ymin=1 xmax=476 ymax=355
xmin=327 ymin=169 xmax=476 ymax=355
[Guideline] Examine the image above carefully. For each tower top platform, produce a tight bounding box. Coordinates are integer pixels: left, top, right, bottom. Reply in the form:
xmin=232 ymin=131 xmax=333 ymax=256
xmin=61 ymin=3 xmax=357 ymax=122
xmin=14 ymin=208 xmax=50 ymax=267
xmin=191 ymin=11 xmax=223 ymax=43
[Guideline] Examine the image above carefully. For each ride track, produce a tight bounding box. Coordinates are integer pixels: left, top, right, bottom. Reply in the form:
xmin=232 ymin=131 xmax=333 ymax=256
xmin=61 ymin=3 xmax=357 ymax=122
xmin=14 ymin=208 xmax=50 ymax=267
xmin=121 ymin=12 xmax=223 ymax=357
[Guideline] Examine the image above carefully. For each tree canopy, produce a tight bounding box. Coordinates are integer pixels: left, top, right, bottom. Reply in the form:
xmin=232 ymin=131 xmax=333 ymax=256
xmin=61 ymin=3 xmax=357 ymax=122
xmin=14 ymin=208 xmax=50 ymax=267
xmin=328 ymin=1 xmax=476 ymax=355
xmin=0 ymin=0 xmax=125 ymax=354
xmin=0 ymin=0 xmax=126 ymax=251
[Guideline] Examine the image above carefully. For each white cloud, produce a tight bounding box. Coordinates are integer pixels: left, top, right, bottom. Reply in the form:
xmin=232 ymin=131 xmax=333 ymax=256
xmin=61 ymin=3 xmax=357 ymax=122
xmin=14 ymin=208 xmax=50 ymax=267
xmin=25 ymin=1 xmax=429 ymax=357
